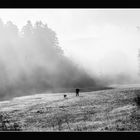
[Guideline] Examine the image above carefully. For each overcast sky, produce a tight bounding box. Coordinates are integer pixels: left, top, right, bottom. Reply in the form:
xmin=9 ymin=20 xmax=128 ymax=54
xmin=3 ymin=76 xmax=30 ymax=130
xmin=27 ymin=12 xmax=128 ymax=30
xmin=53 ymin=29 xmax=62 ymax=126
xmin=0 ymin=9 xmax=140 ymax=79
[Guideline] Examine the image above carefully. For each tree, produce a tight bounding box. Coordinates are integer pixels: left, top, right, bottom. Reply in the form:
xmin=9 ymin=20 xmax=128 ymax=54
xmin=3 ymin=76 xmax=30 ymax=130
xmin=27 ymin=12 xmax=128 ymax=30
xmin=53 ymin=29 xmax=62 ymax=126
xmin=5 ymin=21 xmax=19 ymax=39
xmin=0 ymin=18 xmax=4 ymax=29
xmin=33 ymin=21 xmax=63 ymax=56
xmin=21 ymin=20 xmax=33 ymax=37
xmin=0 ymin=18 xmax=5 ymax=40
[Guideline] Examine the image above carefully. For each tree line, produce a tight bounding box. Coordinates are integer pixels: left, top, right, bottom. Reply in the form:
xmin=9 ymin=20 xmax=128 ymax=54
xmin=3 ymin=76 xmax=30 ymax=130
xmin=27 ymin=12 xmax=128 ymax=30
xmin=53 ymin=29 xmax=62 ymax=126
xmin=0 ymin=19 xmax=100 ymax=100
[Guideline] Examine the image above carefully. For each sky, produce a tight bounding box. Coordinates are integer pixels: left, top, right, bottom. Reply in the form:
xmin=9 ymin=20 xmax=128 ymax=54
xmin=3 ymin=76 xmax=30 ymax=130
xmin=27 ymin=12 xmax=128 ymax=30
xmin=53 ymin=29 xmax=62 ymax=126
xmin=0 ymin=9 xmax=140 ymax=82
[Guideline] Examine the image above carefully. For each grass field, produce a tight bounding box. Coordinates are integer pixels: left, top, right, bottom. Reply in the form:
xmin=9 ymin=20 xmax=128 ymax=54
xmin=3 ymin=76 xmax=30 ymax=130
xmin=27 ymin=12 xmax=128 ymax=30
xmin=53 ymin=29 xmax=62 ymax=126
xmin=0 ymin=86 xmax=140 ymax=131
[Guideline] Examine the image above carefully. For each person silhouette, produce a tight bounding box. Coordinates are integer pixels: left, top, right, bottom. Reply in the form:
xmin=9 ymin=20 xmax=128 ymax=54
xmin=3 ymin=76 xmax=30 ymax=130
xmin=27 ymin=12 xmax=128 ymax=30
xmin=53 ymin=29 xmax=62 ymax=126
xmin=76 ymin=88 xmax=80 ymax=96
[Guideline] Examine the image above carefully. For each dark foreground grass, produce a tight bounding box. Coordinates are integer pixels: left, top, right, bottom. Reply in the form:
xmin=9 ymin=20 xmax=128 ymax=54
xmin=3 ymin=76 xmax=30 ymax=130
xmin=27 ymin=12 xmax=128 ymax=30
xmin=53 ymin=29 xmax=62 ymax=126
xmin=0 ymin=112 xmax=22 ymax=131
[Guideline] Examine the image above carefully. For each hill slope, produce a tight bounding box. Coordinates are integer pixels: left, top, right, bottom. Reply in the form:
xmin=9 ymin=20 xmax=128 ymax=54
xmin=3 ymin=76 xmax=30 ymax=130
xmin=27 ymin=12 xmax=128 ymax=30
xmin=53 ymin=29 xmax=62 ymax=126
xmin=0 ymin=87 xmax=140 ymax=131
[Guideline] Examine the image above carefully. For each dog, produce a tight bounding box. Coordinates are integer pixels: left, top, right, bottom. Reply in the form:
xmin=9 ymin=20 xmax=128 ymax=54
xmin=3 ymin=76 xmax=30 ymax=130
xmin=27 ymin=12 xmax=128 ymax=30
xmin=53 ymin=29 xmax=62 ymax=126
xmin=64 ymin=94 xmax=67 ymax=98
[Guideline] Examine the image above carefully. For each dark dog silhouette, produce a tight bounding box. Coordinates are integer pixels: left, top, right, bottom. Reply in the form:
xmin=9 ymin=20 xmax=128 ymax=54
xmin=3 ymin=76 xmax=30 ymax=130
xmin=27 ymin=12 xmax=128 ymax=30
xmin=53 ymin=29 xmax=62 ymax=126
xmin=76 ymin=88 xmax=80 ymax=96
xmin=64 ymin=94 xmax=67 ymax=98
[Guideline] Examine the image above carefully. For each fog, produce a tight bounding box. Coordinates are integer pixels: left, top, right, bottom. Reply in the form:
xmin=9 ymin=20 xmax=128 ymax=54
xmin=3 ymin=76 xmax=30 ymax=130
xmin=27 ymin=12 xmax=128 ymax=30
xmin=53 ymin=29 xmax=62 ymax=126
xmin=63 ymin=23 xmax=140 ymax=84
xmin=0 ymin=19 xmax=104 ymax=100
xmin=0 ymin=9 xmax=140 ymax=100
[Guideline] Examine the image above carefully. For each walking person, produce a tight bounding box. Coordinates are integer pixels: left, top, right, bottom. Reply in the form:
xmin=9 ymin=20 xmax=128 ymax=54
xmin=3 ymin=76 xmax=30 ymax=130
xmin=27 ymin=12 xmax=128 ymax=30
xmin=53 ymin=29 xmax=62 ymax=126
xmin=76 ymin=88 xmax=80 ymax=96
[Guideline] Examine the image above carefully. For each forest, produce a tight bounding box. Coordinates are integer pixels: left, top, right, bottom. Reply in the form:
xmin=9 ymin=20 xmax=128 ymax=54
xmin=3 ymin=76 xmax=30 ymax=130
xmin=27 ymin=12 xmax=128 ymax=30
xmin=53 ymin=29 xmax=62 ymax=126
xmin=0 ymin=19 xmax=103 ymax=100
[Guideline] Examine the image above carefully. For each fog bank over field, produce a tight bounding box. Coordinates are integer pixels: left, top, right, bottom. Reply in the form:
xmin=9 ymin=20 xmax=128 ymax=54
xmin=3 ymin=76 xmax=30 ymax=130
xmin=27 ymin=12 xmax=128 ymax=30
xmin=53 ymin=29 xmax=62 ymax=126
xmin=0 ymin=9 xmax=140 ymax=100
xmin=0 ymin=19 xmax=104 ymax=100
xmin=62 ymin=21 xmax=140 ymax=84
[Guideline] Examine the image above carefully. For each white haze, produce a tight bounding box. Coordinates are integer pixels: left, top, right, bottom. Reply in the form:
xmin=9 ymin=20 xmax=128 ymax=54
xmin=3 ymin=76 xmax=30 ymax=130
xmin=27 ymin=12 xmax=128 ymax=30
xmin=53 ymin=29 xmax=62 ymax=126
xmin=63 ymin=23 xmax=140 ymax=82
xmin=0 ymin=9 xmax=140 ymax=96
xmin=0 ymin=10 xmax=140 ymax=76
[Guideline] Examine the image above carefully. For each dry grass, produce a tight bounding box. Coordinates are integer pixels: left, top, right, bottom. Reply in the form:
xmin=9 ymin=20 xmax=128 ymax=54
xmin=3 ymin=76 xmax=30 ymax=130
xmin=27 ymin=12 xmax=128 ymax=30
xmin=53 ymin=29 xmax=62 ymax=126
xmin=0 ymin=87 xmax=140 ymax=131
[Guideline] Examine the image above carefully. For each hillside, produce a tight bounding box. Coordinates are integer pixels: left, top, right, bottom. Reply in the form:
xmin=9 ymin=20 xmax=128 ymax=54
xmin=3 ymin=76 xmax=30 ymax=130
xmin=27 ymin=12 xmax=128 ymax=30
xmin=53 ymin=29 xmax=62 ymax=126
xmin=0 ymin=86 xmax=140 ymax=131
